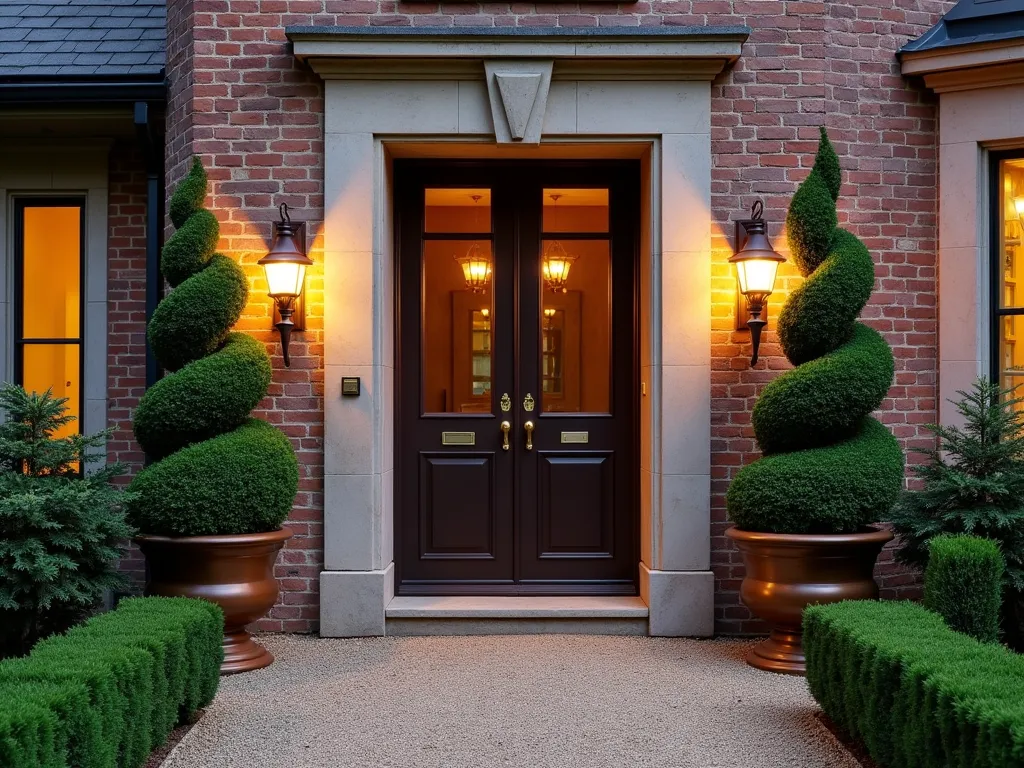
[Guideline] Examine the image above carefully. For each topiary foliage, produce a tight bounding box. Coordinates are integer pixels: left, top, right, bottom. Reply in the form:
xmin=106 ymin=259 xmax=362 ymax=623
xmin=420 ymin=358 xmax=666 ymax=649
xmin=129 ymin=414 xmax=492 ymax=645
xmin=727 ymin=128 xmax=904 ymax=534
xmin=128 ymin=158 xmax=298 ymax=536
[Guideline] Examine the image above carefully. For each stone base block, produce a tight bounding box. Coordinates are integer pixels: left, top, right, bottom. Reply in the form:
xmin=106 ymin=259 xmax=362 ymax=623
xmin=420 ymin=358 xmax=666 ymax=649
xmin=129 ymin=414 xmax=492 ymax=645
xmin=640 ymin=564 xmax=714 ymax=636
xmin=320 ymin=563 xmax=394 ymax=637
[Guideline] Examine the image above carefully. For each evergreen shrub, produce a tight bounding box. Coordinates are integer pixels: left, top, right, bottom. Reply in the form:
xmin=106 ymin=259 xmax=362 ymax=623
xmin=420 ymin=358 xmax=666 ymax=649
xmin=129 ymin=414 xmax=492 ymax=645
xmin=804 ymin=600 xmax=1024 ymax=768
xmin=892 ymin=379 xmax=1024 ymax=596
xmin=0 ymin=385 xmax=135 ymax=658
xmin=924 ymin=534 xmax=1004 ymax=643
xmin=727 ymin=128 xmax=903 ymax=533
xmin=127 ymin=158 xmax=298 ymax=536
xmin=0 ymin=596 xmax=222 ymax=768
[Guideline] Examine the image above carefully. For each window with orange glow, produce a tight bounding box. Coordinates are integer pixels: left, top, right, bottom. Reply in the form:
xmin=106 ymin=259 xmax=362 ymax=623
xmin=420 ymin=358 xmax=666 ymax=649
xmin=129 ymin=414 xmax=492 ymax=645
xmin=15 ymin=200 xmax=83 ymax=437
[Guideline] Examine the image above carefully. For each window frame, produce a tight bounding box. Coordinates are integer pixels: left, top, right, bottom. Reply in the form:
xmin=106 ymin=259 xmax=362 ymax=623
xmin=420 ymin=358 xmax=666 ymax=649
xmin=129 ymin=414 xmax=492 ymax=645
xmin=11 ymin=196 xmax=86 ymax=432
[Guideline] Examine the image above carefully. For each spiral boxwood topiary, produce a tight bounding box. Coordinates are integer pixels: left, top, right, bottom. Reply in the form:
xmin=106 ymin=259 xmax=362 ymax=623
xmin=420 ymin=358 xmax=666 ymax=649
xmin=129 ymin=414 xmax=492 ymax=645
xmin=127 ymin=158 xmax=298 ymax=536
xmin=726 ymin=128 xmax=904 ymax=534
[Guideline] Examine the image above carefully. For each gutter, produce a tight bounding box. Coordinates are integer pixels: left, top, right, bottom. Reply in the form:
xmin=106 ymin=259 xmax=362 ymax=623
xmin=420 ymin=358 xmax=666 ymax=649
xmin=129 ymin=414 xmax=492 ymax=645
xmin=0 ymin=77 xmax=167 ymax=105
xmin=133 ymin=101 xmax=165 ymax=390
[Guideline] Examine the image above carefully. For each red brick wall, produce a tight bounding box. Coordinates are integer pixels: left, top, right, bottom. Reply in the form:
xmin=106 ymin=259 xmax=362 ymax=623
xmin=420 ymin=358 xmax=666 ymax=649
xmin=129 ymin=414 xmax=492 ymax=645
xmin=107 ymin=142 xmax=151 ymax=586
xmin=164 ymin=0 xmax=954 ymax=634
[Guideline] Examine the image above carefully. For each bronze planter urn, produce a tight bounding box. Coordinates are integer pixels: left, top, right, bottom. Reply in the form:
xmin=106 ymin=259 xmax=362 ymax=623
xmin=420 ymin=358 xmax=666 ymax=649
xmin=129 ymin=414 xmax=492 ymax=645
xmin=726 ymin=525 xmax=892 ymax=676
xmin=136 ymin=528 xmax=292 ymax=675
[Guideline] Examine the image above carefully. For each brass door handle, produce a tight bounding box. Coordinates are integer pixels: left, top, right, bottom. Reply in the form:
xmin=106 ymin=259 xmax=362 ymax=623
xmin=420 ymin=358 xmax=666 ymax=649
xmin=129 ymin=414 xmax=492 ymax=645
xmin=524 ymin=420 xmax=534 ymax=451
xmin=500 ymin=420 xmax=511 ymax=451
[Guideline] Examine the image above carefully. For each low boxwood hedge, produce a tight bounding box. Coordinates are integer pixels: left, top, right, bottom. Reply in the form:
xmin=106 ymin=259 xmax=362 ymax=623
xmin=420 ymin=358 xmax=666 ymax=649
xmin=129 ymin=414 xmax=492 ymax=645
xmin=805 ymin=600 xmax=1024 ymax=768
xmin=925 ymin=534 xmax=1004 ymax=643
xmin=0 ymin=596 xmax=223 ymax=768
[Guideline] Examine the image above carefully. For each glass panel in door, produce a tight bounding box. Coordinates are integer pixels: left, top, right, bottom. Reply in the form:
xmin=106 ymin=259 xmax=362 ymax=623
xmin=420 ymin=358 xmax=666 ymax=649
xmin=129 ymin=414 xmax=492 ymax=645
xmin=422 ymin=188 xmax=494 ymax=415
xmin=540 ymin=189 xmax=611 ymax=414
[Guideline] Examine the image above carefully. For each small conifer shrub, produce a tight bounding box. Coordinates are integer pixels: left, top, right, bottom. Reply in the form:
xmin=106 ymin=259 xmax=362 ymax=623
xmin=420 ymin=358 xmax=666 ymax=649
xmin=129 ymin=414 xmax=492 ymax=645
xmin=892 ymin=379 xmax=1024 ymax=596
xmin=0 ymin=384 xmax=134 ymax=657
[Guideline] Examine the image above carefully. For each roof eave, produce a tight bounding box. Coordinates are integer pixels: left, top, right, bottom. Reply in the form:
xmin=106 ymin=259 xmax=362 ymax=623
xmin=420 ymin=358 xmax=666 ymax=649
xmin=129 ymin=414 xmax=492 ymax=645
xmin=0 ymin=75 xmax=167 ymax=105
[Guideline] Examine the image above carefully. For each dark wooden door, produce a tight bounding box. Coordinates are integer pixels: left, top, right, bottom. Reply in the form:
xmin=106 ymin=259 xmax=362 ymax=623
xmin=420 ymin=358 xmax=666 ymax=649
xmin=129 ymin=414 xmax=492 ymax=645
xmin=395 ymin=161 xmax=638 ymax=595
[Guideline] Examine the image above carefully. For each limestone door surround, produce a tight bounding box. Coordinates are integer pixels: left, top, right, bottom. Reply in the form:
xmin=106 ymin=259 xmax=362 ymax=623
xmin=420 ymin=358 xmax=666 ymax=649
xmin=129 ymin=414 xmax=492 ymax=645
xmin=286 ymin=26 xmax=749 ymax=636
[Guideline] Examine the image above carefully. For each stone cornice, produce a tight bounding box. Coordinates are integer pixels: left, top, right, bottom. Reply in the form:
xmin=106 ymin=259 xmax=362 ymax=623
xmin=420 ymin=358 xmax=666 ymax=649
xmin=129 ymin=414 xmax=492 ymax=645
xmin=285 ymin=26 xmax=749 ymax=81
xmin=901 ymin=37 xmax=1024 ymax=92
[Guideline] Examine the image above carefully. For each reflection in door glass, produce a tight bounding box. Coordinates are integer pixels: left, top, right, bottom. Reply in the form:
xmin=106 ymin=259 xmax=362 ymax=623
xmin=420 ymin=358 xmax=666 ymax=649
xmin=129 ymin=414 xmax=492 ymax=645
xmin=423 ymin=240 xmax=494 ymax=414
xmin=540 ymin=240 xmax=610 ymax=414
xmin=423 ymin=189 xmax=494 ymax=415
xmin=542 ymin=188 xmax=609 ymax=233
xmin=425 ymin=188 xmax=491 ymax=233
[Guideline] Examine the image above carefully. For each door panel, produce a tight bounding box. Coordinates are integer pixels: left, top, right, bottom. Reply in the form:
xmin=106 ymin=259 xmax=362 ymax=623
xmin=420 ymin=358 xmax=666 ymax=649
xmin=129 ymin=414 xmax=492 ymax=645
xmin=420 ymin=453 xmax=496 ymax=557
xmin=396 ymin=161 xmax=638 ymax=595
xmin=537 ymin=452 xmax=614 ymax=556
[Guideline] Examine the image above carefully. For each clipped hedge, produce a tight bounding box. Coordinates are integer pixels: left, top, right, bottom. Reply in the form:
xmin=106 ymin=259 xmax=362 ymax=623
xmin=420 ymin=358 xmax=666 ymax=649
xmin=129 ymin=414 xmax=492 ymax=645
xmin=925 ymin=534 xmax=1004 ymax=643
xmin=0 ymin=596 xmax=222 ymax=768
xmin=805 ymin=600 xmax=1024 ymax=768
xmin=727 ymin=128 xmax=903 ymax=534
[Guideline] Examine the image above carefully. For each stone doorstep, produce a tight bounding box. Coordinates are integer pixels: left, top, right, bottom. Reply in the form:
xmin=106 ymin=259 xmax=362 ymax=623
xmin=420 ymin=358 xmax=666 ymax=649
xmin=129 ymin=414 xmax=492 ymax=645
xmin=385 ymin=596 xmax=650 ymax=634
xmin=385 ymin=596 xmax=649 ymax=619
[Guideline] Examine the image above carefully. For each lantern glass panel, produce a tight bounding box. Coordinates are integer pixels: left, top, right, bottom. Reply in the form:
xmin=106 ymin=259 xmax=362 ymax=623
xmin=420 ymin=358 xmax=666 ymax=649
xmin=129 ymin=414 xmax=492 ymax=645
xmin=735 ymin=258 xmax=780 ymax=297
xmin=265 ymin=261 xmax=306 ymax=298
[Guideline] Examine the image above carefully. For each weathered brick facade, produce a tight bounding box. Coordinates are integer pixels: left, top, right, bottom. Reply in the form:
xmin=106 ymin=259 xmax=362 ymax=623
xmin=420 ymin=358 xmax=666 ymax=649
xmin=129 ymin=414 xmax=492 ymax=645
xmin=108 ymin=142 xmax=152 ymax=588
xmin=154 ymin=0 xmax=953 ymax=634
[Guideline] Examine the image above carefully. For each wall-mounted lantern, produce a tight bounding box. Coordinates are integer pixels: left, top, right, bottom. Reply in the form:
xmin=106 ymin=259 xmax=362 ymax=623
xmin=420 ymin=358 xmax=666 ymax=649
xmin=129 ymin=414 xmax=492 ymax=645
xmin=258 ymin=203 xmax=312 ymax=367
xmin=730 ymin=200 xmax=785 ymax=366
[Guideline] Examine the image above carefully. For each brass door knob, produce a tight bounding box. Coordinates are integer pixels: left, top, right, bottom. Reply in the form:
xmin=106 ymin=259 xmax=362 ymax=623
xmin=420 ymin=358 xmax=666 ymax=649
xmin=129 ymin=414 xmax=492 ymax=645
xmin=524 ymin=420 xmax=535 ymax=451
xmin=500 ymin=420 xmax=511 ymax=451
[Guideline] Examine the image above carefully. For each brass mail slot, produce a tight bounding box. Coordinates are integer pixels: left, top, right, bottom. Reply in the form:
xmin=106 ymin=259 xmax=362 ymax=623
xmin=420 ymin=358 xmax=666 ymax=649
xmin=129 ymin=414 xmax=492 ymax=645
xmin=561 ymin=431 xmax=589 ymax=444
xmin=441 ymin=431 xmax=476 ymax=446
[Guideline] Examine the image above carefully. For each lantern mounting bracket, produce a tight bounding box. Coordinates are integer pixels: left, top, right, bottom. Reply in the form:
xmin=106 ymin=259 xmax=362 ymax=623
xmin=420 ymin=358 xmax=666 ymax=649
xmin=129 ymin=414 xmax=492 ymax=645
xmin=732 ymin=210 xmax=768 ymax=333
xmin=272 ymin=220 xmax=307 ymax=334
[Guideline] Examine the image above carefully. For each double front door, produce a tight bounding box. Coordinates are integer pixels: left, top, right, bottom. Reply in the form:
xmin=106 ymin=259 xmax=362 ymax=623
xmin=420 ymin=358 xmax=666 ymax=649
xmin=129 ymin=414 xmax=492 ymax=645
xmin=395 ymin=161 xmax=638 ymax=595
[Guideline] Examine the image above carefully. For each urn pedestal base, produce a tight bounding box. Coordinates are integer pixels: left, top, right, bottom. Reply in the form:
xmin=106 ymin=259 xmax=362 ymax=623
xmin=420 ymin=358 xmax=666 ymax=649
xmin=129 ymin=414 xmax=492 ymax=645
xmin=726 ymin=525 xmax=893 ymax=676
xmin=136 ymin=528 xmax=292 ymax=676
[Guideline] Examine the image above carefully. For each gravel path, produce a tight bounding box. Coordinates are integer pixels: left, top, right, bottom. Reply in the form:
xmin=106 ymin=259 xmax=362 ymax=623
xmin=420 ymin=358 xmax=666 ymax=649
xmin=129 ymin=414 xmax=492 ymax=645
xmin=163 ymin=634 xmax=860 ymax=768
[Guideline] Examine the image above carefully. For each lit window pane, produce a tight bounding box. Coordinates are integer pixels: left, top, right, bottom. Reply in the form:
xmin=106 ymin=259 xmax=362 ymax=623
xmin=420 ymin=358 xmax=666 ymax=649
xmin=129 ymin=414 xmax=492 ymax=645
xmin=22 ymin=345 xmax=79 ymax=439
xmin=423 ymin=241 xmax=493 ymax=414
xmin=23 ymin=206 xmax=81 ymax=338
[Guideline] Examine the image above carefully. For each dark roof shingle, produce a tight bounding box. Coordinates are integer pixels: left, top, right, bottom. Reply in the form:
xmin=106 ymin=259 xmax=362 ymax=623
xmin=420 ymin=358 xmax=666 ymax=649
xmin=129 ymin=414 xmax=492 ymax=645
xmin=901 ymin=0 xmax=1024 ymax=54
xmin=0 ymin=0 xmax=164 ymax=80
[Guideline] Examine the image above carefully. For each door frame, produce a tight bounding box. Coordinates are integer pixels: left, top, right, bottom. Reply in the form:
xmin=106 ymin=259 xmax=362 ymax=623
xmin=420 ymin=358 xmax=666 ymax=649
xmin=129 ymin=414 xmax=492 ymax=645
xmin=392 ymin=159 xmax=641 ymax=595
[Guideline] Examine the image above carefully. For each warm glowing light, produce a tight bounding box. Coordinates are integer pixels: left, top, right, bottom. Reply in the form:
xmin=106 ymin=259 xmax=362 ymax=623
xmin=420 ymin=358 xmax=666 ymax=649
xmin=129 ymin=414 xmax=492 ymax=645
xmin=455 ymin=242 xmax=492 ymax=293
xmin=729 ymin=200 xmax=786 ymax=367
xmin=481 ymin=308 xmax=490 ymax=318
xmin=542 ymin=240 xmax=577 ymax=293
xmin=21 ymin=205 xmax=81 ymax=439
xmin=257 ymin=203 xmax=314 ymax=367
xmin=733 ymin=257 xmax=781 ymax=297
xmin=264 ymin=261 xmax=307 ymax=298
xmin=1014 ymin=196 xmax=1024 ymax=225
